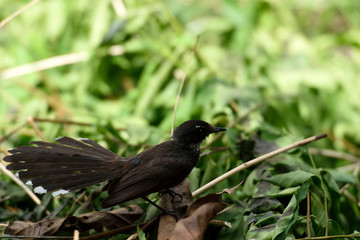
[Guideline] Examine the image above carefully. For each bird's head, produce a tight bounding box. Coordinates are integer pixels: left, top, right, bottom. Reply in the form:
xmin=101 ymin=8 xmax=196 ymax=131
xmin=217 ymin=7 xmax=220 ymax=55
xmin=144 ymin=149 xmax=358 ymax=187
xmin=171 ymin=120 xmax=226 ymax=145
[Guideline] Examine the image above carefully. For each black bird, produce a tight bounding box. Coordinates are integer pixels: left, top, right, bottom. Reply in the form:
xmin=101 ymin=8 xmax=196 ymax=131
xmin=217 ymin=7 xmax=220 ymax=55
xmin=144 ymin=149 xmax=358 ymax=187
xmin=4 ymin=120 xmax=226 ymax=210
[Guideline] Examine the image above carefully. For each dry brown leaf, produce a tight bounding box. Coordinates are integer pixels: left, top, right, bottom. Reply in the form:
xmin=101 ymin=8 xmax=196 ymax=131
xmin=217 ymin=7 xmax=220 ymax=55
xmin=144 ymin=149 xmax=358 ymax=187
xmin=218 ymin=182 xmax=242 ymax=195
xmin=169 ymin=193 xmax=227 ymax=240
xmin=5 ymin=218 xmax=65 ymax=236
xmin=5 ymin=205 xmax=143 ymax=236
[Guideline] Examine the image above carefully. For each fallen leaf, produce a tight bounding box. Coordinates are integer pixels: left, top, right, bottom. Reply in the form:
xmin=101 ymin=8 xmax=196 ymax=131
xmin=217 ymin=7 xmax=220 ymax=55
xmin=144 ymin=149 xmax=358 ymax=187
xmin=5 ymin=219 xmax=65 ymax=236
xmin=169 ymin=193 xmax=227 ymax=240
xmin=5 ymin=205 xmax=144 ymax=236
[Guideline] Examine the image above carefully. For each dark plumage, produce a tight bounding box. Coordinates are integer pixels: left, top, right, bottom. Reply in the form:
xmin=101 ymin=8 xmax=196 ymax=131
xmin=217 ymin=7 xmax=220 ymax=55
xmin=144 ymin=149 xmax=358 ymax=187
xmin=4 ymin=120 xmax=226 ymax=208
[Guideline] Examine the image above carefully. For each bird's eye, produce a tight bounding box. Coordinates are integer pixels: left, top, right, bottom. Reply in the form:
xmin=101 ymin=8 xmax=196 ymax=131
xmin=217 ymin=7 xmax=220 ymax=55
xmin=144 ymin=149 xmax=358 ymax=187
xmin=195 ymin=125 xmax=203 ymax=131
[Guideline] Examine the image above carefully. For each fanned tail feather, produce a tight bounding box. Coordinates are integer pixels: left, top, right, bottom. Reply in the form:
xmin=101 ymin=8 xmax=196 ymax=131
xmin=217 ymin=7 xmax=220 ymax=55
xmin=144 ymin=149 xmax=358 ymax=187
xmin=4 ymin=137 xmax=124 ymax=193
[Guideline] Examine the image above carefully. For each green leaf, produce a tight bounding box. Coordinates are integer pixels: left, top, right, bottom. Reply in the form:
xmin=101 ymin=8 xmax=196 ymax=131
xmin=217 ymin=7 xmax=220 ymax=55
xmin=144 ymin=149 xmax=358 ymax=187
xmin=137 ymin=225 xmax=146 ymax=240
xmin=254 ymin=181 xmax=282 ymax=197
xmin=266 ymin=170 xmax=314 ymax=188
xmin=248 ymin=197 xmax=283 ymax=213
xmin=188 ymin=167 xmax=201 ymax=192
xmin=200 ymin=158 xmax=218 ymax=187
xmin=326 ymin=169 xmax=358 ymax=184
xmin=310 ymin=191 xmax=326 ymax=225
xmin=273 ymin=180 xmax=310 ymax=240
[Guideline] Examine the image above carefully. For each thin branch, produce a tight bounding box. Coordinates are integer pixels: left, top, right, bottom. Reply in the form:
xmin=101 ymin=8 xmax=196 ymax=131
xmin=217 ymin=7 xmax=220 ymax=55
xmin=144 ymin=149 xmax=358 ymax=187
xmin=0 ymin=117 xmax=91 ymax=144
xmin=192 ymin=133 xmax=328 ymax=197
xmin=324 ymin=192 xmax=328 ymax=236
xmin=64 ymin=191 xmax=86 ymax=218
xmin=171 ymin=35 xmax=200 ymax=135
xmin=309 ymin=148 xmax=360 ymax=163
xmin=27 ymin=116 xmax=47 ymax=141
xmin=73 ymin=230 xmax=79 ymax=240
xmin=340 ymin=183 xmax=360 ymax=207
xmin=79 ymin=218 xmax=158 ymax=240
xmin=340 ymin=183 xmax=350 ymax=193
xmin=111 ymin=0 xmax=127 ymax=18
xmin=0 ymin=236 xmax=71 ymax=239
xmin=200 ymin=146 xmax=230 ymax=158
xmin=307 ymin=190 xmax=311 ymax=237
xmin=354 ymin=163 xmax=360 ymax=175
xmin=0 ymin=119 xmax=45 ymax=206
xmin=0 ymin=121 xmax=27 ymax=144
xmin=343 ymin=189 xmax=360 ymax=207
xmin=229 ymin=100 xmax=241 ymax=113
xmin=0 ymin=52 xmax=89 ymax=79
xmin=127 ymin=215 xmax=159 ymax=240
xmin=296 ymin=234 xmax=360 ymax=240
xmin=336 ymin=163 xmax=356 ymax=173
xmin=209 ymin=219 xmax=231 ymax=228
xmin=0 ymin=162 xmax=41 ymax=205
xmin=33 ymin=117 xmax=92 ymax=126
xmin=0 ymin=0 xmax=40 ymax=28
xmin=0 ymin=46 xmax=124 ymax=79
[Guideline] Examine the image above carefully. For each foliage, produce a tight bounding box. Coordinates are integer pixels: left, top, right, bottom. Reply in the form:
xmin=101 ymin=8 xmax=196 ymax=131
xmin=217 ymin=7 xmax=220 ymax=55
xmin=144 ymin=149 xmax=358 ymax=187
xmin=1 ymin=0 xmax=360 ymax=239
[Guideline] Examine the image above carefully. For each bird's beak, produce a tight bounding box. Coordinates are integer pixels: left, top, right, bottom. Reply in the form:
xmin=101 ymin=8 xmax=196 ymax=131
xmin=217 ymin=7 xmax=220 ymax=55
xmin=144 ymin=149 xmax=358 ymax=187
xmin=212 ymin=126 xmax=226 ymax=133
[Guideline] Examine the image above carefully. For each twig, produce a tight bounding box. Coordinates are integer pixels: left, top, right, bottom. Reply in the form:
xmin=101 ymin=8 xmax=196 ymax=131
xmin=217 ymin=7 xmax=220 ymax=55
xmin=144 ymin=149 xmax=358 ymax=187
xmin=127 ymin=217 xmax=159 ymax=240
xmin=343 ymin=190 xmax=360 ymax=208
xmin=296 ymin=234 xmax=360 ymax=240
xmin=65 ymin=191 xmax=86 ymax=218
xmin=0 ymin=118 xmax=42 ymax=206
xmin=73 ymin=230 xmax=79 ymax=240
xmin=0 ymin=162 xmax=41 ymax=205
xmin=79 ymin=218 xmax=158 ymax=240
xmin=324 ymin=193 xmax=328 ymax=236
xmin=0 ymin=52 xmax=89 ymax=79
xmin=354 ymin=163 xmax=360 ymax=175
xmin=27 ymin=116 xmax=47 ymax=141
xmin=340 ymin=183 xmax=360 ymax=207
xmin=0 ymin=121 xmax=27 ymax=144
xmin=309 ymin=148 xmax=360 ymax=163
xmin=192 ymin=133 xmax=328 ymax=197
xmin=306 ymin=190 xmax=311 ymax=237
xmin=200 ymin=146 xmax=230 ymax=158
xmin=229 ymin=100 xmax=241 ymax=113
xmin=0 ymin=236 xmax=71 ymax=239
xmin=340 ymin=183 xmax=349 ymax=193
xmin=209 ymin=219 xmax=232 ymax=228
xmin=171 ymin=36 xmax=200 ymax=135
xmin=336 ymin=163 xmax=356 ymax=173
xmin=33 ymin=117 xmax=92 ymax=126
xmin=0 ymin=0 xmax=40 ymax=28
xmin=0 ymin=47 xmax=124 ymax=79
xmin=111 ymin=0 xmax=127 ymax=18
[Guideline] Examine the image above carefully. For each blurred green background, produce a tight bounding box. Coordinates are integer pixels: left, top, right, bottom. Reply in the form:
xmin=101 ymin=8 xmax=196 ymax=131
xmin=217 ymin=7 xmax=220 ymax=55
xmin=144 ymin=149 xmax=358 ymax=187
xmin=1 ymin=0 xmax=360 ymax=145
xmin=1 ymin=0 xmax=360 ymax=238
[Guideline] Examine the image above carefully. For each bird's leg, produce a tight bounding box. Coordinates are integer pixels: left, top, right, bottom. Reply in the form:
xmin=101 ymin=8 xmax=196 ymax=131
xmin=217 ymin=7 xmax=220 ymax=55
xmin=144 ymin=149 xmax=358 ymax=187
xmin=159 ymin=189 xmax=183 ymax=203
xmin=141 ymin=196 xmax=178 ymax=220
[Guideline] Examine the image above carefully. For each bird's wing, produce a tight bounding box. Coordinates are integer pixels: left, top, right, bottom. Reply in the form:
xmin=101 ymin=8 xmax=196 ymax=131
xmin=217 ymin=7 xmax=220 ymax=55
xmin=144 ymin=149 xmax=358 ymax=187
xmin=101 ymin=168 xmax=165 ymax=207
xmin=101 ymin=141 xmax=196 ymax=207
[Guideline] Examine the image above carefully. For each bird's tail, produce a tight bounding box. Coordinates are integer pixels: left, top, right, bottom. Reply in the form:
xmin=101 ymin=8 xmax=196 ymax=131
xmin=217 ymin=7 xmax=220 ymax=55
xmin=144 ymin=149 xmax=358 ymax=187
xmin=4 ymin=137 xmax=124 ymax=195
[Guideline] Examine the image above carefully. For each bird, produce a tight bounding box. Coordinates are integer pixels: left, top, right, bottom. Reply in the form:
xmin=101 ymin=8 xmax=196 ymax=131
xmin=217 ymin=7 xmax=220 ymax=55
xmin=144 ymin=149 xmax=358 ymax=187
xmin=4 ymin=120 xmax=226 ymax=211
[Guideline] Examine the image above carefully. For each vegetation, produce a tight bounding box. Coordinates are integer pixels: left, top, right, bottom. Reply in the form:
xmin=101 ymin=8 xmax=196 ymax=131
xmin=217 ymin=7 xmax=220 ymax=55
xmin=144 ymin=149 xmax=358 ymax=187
xmin=1 ymin=0 xmax=360 ymax=239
